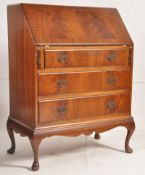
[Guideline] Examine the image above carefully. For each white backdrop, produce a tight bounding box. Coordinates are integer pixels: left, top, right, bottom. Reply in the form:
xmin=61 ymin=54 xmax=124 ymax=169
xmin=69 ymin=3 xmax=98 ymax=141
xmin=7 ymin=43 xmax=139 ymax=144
xmin=0 ymin=0 xmax=145 ymax=127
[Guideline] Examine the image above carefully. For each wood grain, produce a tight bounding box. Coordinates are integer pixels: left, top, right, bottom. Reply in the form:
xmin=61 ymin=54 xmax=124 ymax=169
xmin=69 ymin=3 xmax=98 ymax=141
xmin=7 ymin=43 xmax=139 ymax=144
xmin=38 ymin=93 xmax=130 ymax=124
xmin=7 ymin=4 xmax=135 ymax=171
xmin=22 ymin=3 xmax=133 ymax=45
xmin=44 ymin=47 xmax=129 ymax=68
xmin=8 ymin=5 xmax=37 ymax=128
xmin=38 ymin=70 xmax=131 ymax=97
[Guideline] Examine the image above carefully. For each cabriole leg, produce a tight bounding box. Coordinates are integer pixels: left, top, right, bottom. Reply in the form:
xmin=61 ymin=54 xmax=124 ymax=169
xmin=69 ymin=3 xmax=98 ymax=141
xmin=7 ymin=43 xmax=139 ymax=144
xmin=94 ymin=133 xmax=101 ymax=140
xmin=7 ymin=119 xmax=16 ymax=154
xmin=29 ymin=137 xmax=42 ymax=171
xmin=125 ymin=121 xmax=135 ymax=153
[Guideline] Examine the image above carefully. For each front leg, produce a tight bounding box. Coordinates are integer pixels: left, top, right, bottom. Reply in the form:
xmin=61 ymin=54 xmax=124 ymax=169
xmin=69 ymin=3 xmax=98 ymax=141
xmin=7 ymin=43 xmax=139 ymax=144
xmin=7 ymin=119 xmax=15 ymax=154
xmin=29 ymin=136 xmax=42 ymax=171
xmin=94 ymin=133 xmax=101 ymax=140
xmin=125 ymin=120 xmax=135 ymax=153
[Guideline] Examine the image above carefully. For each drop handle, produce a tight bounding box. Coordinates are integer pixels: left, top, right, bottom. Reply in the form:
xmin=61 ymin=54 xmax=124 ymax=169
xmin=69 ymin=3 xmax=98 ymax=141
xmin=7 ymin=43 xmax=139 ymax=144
xmin=107 ymin=53 xmax=116 ymax=62
xmin=57 ymin=80 xmax=67 ymax=87
xmin=57 ymin=54 xmax=68 ymax=63
xmin=107 ymin=101 xmax=116 ymax=109
xmin=57 ymin=106 xmax=67 ymax=114
xmin=107 ymin=77 xmax=116 ymax=85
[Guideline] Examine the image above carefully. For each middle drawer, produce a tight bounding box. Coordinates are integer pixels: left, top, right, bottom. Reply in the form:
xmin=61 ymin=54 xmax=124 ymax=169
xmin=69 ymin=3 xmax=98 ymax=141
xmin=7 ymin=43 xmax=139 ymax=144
xmin=38 ymin=71 xmax=131 ymax=97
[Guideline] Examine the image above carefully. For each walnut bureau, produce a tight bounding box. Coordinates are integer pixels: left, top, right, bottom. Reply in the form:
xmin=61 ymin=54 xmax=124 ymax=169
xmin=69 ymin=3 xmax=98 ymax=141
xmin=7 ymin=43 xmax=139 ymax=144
xmin=7 ymin=3 xmax=135 ymax=171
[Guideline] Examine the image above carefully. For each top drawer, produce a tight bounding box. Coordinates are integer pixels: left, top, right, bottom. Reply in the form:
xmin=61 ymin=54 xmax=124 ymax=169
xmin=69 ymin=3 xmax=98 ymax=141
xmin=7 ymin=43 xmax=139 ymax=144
xmin=44 ymin=47 xmax=129 ymax=69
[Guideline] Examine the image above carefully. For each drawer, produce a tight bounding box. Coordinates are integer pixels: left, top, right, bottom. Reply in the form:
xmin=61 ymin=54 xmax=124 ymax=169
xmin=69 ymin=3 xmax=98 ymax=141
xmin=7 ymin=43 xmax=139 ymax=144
xmin=38 ymin=71 xmax=131 ymax=97
xmin=44 ymin=48 xmax=129 ymax=69
xmin=38 ymin=93 xmax=130 ymax=124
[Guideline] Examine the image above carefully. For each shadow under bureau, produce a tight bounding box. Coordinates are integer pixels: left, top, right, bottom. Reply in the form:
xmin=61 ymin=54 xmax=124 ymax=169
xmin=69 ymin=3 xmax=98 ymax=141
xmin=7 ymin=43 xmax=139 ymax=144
xmin=7 ymin=3 xmax=135 ymax=171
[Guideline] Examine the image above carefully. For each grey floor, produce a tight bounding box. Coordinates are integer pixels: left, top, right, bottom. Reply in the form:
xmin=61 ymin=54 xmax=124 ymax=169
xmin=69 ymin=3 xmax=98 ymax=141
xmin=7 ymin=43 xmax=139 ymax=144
xmin=0 ymin=83 xmax=145 ymax=175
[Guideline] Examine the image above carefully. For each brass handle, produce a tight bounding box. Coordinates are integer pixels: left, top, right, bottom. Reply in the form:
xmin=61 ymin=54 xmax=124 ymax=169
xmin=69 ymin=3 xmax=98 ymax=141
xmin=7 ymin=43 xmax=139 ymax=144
xmin=107 ymin=101 xmax=116 ymax=109
xmin=57 ymin=80 xmax=67 ymax=87
xmin=107 ymin=77 xmax=116 ymax=85
xmin=57 ymin=54 xmax=68 ymax=63
xmin=107 ymin=53 xmax=116 ymax=62
xmin=57 ymin=106 xmax=67 ymax=113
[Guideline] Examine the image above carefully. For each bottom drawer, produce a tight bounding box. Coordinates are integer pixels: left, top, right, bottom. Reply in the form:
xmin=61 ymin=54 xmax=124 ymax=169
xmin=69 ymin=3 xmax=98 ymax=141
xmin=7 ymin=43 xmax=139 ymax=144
xmin=38 ymin=93 xmax=130 ymax=124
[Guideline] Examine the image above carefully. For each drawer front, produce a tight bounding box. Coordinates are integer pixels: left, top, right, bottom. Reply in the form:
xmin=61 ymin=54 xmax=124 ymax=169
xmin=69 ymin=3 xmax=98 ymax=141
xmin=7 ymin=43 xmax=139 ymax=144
xmin=38 ymin=71 xmax=131 ymax=97
xmin=38 ymin=93 xmax=130 ymax=124
xmin=45 ymin=48 xmax=129 ymax=68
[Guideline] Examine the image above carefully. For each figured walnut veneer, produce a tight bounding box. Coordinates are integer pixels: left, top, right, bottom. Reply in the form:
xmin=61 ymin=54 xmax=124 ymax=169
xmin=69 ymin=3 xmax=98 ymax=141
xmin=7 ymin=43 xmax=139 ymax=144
xmin=7 ymin=3 xmax=135 ymax=171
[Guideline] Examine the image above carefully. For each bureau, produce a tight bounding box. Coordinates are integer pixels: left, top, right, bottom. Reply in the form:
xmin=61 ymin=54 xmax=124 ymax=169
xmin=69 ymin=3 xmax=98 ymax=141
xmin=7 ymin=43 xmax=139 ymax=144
xmin=7 ymin=3 xmax=135 ymax=171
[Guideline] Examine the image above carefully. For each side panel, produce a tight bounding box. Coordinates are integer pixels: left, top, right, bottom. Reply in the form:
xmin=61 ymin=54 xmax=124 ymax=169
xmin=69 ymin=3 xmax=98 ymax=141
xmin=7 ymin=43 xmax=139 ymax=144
xmin=8 ymin=5 xmax=37 ymax=128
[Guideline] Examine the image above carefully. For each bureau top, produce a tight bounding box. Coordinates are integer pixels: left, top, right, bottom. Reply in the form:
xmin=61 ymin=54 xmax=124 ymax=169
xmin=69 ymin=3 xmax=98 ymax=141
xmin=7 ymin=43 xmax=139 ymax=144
xmin=9 ymin=3 xmax=132 ymax=46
